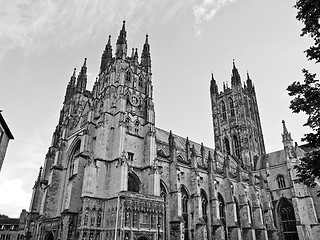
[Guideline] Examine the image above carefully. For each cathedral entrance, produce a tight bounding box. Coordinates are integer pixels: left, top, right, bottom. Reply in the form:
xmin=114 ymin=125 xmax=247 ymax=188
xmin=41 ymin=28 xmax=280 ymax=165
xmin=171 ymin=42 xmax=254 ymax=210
xmin=136 ymin=236 xmax=149 ymax=240
xmin=44 ymin=232 xmax=54 ymax=240
xmin=278 ymin=199 xmax=299 ymax=240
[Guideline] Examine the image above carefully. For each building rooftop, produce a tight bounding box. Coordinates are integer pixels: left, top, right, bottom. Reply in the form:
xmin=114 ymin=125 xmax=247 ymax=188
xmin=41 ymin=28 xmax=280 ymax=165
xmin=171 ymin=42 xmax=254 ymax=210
xmin=0 ymin=112 xmax=14 ymax=140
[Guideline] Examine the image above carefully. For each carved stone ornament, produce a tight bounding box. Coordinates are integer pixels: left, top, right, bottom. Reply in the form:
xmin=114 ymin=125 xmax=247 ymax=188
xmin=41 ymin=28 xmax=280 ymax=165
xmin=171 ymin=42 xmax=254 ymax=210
xmin=129 ymin=94 xmax=140 ymax=107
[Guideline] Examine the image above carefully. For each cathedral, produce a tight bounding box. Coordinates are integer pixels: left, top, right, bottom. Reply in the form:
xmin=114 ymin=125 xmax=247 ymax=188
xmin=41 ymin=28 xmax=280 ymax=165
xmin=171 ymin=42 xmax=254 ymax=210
xmin=25 ymin=21 xmax=320 ymax=240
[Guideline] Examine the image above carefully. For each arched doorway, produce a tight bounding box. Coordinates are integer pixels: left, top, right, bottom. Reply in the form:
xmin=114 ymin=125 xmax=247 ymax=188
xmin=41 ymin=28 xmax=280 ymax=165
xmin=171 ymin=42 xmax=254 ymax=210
xmin=278 ymin=199 xmax=298 ymax=240
xmin=136 ymin=236 xmax=149 ymax=240
xmin=44 ymin=232 xmax=54 ymax=240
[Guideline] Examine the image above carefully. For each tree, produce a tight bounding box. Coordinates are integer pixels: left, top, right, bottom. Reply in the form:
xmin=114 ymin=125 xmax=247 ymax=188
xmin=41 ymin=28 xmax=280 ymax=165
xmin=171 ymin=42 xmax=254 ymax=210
xmin=0 ymin=214 xmax=9 ymax=219
xmin=287 ymin=1 xmax=320 ymax=187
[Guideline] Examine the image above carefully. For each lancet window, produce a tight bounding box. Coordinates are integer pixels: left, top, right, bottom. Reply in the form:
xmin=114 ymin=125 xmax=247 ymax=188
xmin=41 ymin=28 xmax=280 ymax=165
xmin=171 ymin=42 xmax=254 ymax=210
xmin=229 ymin=97 xmax=235 ymax=116
xmin=181 ymin=187 xmax=189 ymax=240
xmin=233 ymin=135 xmax=241 ymax=159
xmin=278 ymin=199 xmax=298 ymax=240
xmin=224 ymin=138 xmax=231 ymax=155
xmin=277 ymin=175 xmax=286 ymax=189
xmin=221 ymin=101 xmax=227 ymax=120
xmin=128 ymin=172 xmax=140 ymax=193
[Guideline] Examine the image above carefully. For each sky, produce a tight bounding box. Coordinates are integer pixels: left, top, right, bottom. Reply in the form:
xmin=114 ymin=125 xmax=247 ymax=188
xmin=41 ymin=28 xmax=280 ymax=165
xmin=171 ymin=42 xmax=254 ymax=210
xmin=0 ymin=0 xmax=318 ymax=218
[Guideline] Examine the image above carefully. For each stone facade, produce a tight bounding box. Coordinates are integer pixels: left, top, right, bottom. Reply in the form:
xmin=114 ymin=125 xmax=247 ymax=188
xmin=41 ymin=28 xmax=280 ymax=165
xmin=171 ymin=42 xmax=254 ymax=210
xmin=0 ymin=209 xmax=27 ymax=240
xmin=0 ymin=112 xmax=14 ymax=172
xmin=25 ymin=22 xmax=320 ymax=240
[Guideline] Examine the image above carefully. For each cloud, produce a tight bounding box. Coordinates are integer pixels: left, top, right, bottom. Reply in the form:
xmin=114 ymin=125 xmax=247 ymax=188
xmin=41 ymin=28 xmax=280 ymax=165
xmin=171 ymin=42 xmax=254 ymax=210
xmin=192 ymin=0 xmax=238 ymax=35
xmin=0 ymin=179 xmax=31 ymax=217
xmin=0 ymin=0 xmax=194 ymax=62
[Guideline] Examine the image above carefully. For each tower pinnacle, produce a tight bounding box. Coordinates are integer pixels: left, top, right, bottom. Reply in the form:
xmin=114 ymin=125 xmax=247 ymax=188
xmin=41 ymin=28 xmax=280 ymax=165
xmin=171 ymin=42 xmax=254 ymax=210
xmin=76 ymin=58 xmax=88 ymax=93
xmin=116 ymin=21 xmax=127 ymax=59
xmin=100 ymin=35 xmax=113 ymax=72
xmin=231 ymin=59 xmax=241 ymax=87
xmin=141 ymin=34 xmax=151 ymax=71
xmin=210 ymin=73 xmax=218 ymax=94
xmin=282 ymin=120 xmax=293 ymax=147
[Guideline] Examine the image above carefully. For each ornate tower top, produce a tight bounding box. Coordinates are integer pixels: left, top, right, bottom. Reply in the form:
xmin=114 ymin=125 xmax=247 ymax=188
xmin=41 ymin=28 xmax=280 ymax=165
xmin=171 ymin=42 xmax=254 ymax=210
xmin=210 ymin=61 xmax=265 ymax=170
xmin=116 ymin=21 xmax=127 ymax=59
xmin=231 ymin=60 xmax=241 ymax=87
xmin=141 ymin=35 xmax=151 ymax=72
xmin=76 ymin=58 xmax=87 ymax=93
xmin=100 ymin=35 xmax=113 ymax=73
xmin=282 ymin=120 xmax=293 ymax=148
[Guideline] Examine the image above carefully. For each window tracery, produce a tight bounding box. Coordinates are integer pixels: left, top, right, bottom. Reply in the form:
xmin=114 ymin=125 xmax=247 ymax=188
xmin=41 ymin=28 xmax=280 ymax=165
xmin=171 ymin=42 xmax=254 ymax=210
xmin=277 ymin=175 xmax=286 ymax=188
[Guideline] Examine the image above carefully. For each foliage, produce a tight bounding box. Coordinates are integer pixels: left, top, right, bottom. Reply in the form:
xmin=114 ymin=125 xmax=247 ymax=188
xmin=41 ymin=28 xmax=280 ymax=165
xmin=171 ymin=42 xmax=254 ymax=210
xmin=288 ymin=1 xmax=320 ymax=187
xmin=0 ymin=214 xmax=9 ymax=219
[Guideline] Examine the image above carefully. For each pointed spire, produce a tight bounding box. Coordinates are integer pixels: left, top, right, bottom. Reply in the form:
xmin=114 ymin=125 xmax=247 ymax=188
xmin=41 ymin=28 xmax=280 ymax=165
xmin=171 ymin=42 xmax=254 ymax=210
xmin=201 ymin=142 xmax=205 ymax=159
xmin=231 ymin=59 xmax=241 ymax=87
xmin=210 ymin=73 xmax=218 ymax=94
xmin=141 ymin=34 xmax=151 ymax=72
xmin=76 ymin=58 xmax=88 ymax=93
xmin=37 ymin=166 xmax=43 ymax=184
xmin=169 ymin=130 xmax=176 ymax=150
xmin=100 ymin=35 xmax=113 ymax=72
xmin=131 ymin=48 xmax=135 ymax=58
xmin=64 ymin=68 xmax=77 ymax=103
xmin=134 ymin=48 xmax=138 ymax=62
xmin=116 ymin=21 xmax=127 ymax=59
xmin=208 ymin=151 xmax=213 ymax=162
xmin=282 ymin=120 xmax=293 ymax=147
xmin=246 ymin=70 xmax=253 ymax=87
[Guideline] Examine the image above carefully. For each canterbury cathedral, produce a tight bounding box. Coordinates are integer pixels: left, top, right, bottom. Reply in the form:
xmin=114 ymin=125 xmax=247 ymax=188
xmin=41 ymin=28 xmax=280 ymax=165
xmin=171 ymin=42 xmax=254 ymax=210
xmin=24 ymin=21 xmax=320 ymax=240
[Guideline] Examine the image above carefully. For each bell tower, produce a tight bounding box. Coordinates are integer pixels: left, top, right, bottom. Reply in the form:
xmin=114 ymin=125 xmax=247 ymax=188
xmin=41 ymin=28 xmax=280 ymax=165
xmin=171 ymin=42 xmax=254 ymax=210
xmin=210 ymin=61 xmax=265 ymax=169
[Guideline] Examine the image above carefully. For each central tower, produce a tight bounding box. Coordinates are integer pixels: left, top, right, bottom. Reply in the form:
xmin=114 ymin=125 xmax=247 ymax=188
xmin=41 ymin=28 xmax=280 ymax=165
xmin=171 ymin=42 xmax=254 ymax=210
xmin=28 ymin=21 xmax=164 ymax=240
xmin=210 ymin=61 xmax=265 ymax=169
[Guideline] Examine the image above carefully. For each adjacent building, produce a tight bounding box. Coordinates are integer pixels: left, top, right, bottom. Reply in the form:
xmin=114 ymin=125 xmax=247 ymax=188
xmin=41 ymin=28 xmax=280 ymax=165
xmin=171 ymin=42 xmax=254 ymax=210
xmin=0 ymin=210 xmax=27 ymax=240
xmin=24 ymin=22 xmax=320 ymax=240
xmin=0 ymin=111 xmax=14 ymax=172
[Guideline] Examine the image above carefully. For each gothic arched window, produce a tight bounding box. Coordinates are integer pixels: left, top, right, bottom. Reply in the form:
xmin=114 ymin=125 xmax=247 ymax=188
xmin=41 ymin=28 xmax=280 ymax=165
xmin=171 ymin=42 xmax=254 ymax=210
xmin=218 ymin=193 xmax=225 ymax=224
xmin=69 ymin=141 xmax=80 ymax=177
xmin=160 ymin=182 xmax=168 ymax=240
xmin=128 ymin=172 xmax=140 ymax=193
xmin=138 ymin=76 xmax=143 ymax=87
xmin=221 ymin=101 xmax=227 ymax=120
xmin=201 ymin=189 xmax=208 ymax=223
xmin=277 ymin=175 xmax=286 ymax=189
xmin=218 ymin=193 xmax=227 ymax=240
xmin=248 ymin=202 xmax=253 ymax=226
xmin=229 ymin=97 xmax=235 ymax=116
xmin=278 ymin=199 xmax=298 ymax=240
xmin=234 ymin=198 xmax=241 ymax=226
xmin=233 ymin=135 xmax=241 ymax=159
xmin=181 ymin=187 xmax=189 ymax=240
xmin=126 ymin=70 xmax=132 ymax=82
xmin=224 ymin=138 xmax=231 ymax=155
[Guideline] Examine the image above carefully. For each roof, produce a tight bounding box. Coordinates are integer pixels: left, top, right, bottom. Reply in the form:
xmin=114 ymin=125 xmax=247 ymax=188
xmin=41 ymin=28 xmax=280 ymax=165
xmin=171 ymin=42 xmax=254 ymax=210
xmin=155 ymin=127 xmax=214 ymax=156
xmin=0 ymin=112 xmax=14 ymax=140
xmin=255 ymin=149 xmax=286 ymax=170
xmin=0 ymin=218 xmax=19 ymax=225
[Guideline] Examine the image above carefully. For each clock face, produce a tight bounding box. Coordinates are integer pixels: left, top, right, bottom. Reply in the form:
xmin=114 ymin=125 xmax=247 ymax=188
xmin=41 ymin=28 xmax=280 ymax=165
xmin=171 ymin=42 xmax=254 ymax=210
xmin=129 ymin=95 xmax=139 ymax=107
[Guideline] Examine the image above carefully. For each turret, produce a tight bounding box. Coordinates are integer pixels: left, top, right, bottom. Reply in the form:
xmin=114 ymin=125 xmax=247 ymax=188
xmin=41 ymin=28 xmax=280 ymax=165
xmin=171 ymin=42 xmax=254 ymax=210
xmin=64 ymin=68 xmax=76 ymax=103
xmin=282 ymin=120 xmax=293 ymax=148
xmin=116 ymin=21 xmax=127 ymax=59
xmin=100 ymin=35 xmax=113 ymax=73
xmin=231 ymin=60 xmax=241 ymax=87
xmin=246 ymin=71 xmax=255 ymax=94
xmin=76 ymin=58 xmax=87 ymax=93
xmin=141 ymin=35 xmax=151 ymax=72
xmin=134 ymin=48 xmax=139 ymax=63
xmin=210 ymin=73 xmax=218 ymax=95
